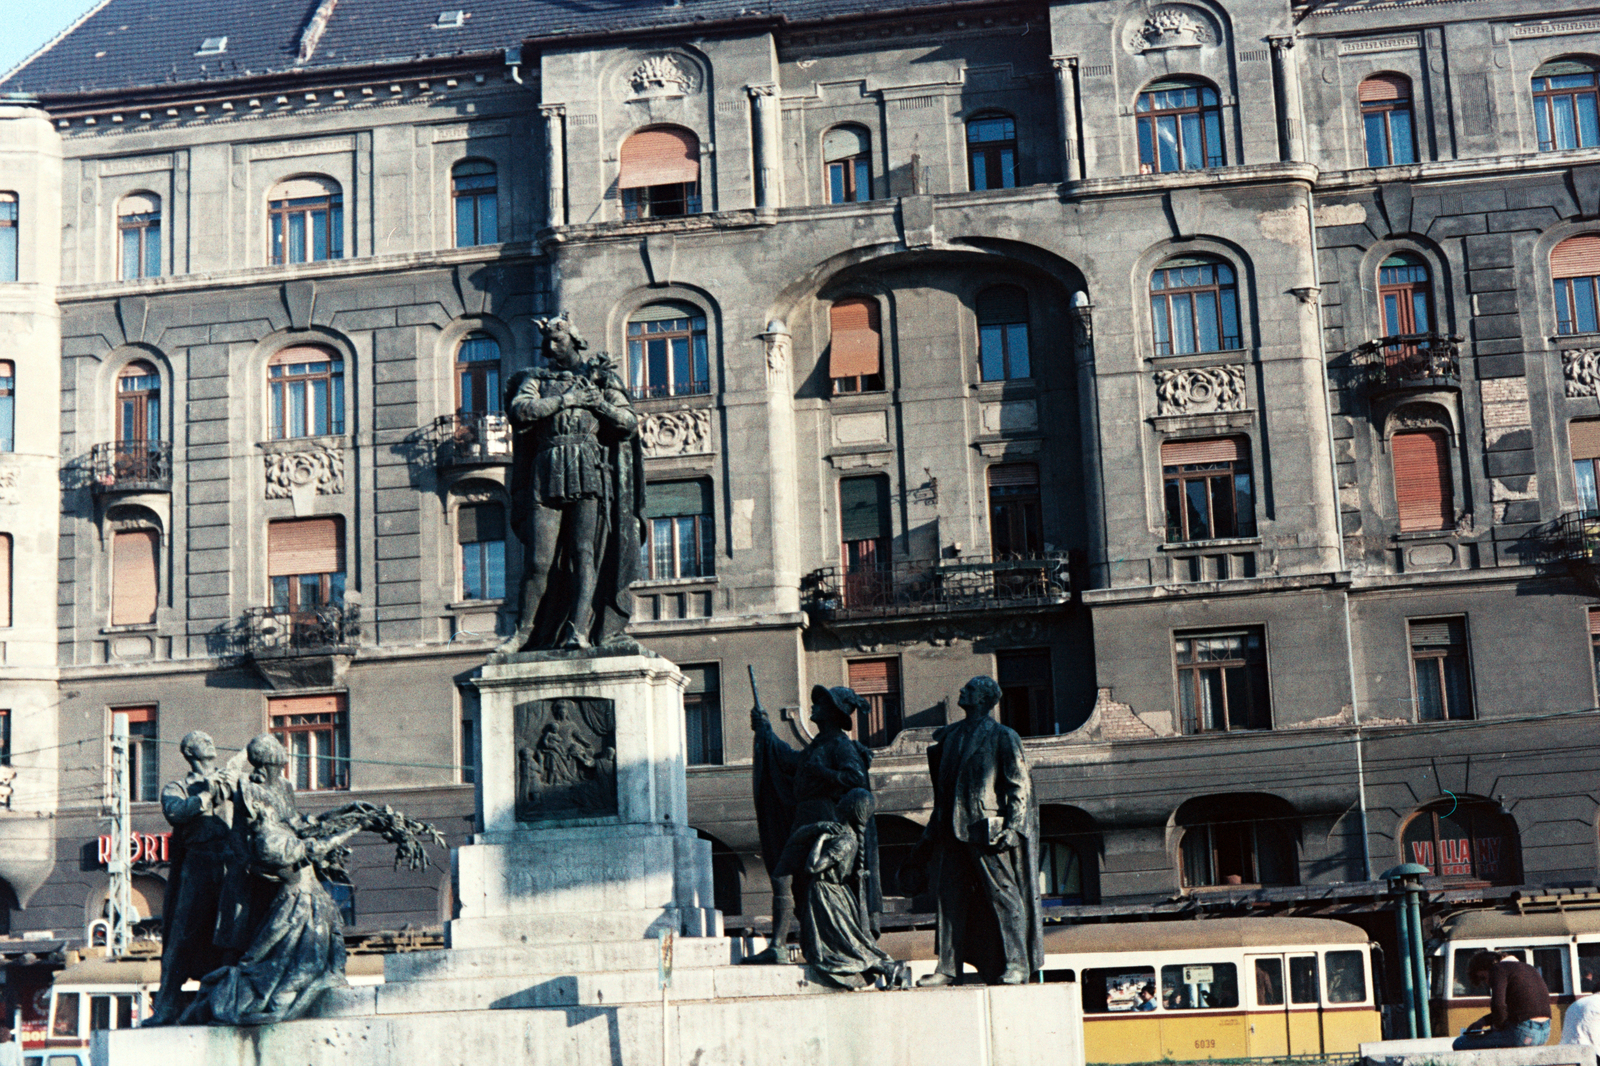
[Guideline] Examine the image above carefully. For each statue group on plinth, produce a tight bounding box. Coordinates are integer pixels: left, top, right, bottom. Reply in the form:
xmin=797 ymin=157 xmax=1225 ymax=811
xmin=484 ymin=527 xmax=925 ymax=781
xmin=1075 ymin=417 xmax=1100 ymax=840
xmin=146 ymin=731 xmax=443 ymax=1027
xmin=748 ymin=672 xmax=1044 ymax=989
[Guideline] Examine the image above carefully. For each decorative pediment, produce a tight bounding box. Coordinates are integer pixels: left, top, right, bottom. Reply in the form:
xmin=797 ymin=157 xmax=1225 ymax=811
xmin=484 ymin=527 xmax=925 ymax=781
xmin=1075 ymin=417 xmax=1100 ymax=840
xmin=1129 ymin=5 xmax=1218 ymax=52
xmin=628 ymin=54 xmax=699 ymax=99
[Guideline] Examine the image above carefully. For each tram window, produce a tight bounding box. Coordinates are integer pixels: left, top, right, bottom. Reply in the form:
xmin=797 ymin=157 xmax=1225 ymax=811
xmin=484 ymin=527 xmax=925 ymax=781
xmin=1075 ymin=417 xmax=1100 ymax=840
xmin=1578 ymin=943 xmax=1600 ymax=992
xmin=51 ymin=992 xmax=79 ymax=1037
xmin=1161 ymin=962 xmax=1239 ymax=1010
xmin=1326 ymin=950 xmax=1367 ymax=1003
xmin=1082 ymin=966 xmax=1156 ymax=1013
xmin=1289 ymin=956 xmax=1319 ymax=1004
xmin=1042 ymin=968 xmax=1077 ymax=983
xmin=1530 ymin=947 xmax=1570 ymax=993
xmin=1453 ymin=950 xmax=1489 ymax=996
xmin=1255 ymin=958 xmax=1284 ymax=1005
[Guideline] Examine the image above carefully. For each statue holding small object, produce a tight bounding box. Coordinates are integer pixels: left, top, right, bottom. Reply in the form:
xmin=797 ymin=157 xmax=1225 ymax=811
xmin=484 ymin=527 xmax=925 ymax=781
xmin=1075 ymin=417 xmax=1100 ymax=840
xmin=907 ymin=675 xmax=1044 ymax=986
xmin=746 ymin=674 xmax=882 ymax=965
xmin=497 ymin=313 xmax=645 ymax=653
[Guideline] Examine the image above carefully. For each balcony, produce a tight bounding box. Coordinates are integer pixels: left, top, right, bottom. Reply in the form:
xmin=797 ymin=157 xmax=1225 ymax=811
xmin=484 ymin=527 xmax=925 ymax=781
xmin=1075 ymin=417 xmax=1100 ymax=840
xmin=1545 ymin=511 xmax=1600 ymax=563
xmin=433 ymin=412 xmax=512 ymax=470
xmin=244 ymin=604 xmax=359 ymax=658
xmin=631 ymin=381 xmax=711 ymax=401
xmin=803 ymin=553 xmax=1071 ymax=623
xmin=1355 ymin=333 xmax=1462 ymax=394
xmin=89 ymin=441 xmax=172 ymax=494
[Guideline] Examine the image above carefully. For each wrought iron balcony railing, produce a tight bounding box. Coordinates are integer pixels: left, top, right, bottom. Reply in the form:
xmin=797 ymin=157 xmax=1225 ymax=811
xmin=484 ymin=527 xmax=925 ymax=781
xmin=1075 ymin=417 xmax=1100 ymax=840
xmin=630 ymin=380 xmax=711 ymax=401
xmin=433 ymin=412 xmax=513 ymax=470
xmin=1545 ymin=510 xmax=1600 ymax=563
xmin=804 ymin=553 xmax=1071 ymax=622
xmin=244 ymin=604 xmax=360 ymax=657
xmin=1355 ymin=333 xmax=1462 ymax=392
xmin=89 ymin=441 xmax=172 ymax=494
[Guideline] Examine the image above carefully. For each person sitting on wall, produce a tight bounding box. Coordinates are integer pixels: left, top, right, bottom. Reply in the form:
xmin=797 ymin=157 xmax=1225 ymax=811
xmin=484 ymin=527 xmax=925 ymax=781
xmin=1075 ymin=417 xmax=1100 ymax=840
xmin=1454 ymin=950 xmax=1551 ymax=1049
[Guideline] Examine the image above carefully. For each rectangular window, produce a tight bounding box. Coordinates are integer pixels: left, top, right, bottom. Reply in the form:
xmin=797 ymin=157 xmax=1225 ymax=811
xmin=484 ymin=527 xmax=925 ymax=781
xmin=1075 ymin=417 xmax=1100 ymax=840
xmin=459 ymin=686 xmax=479 ymax=785
xmin=115 ymin=706 xmax=159 ymax=804
xmin=458 ymin=502 xmax=506 ymax=601
xmin=1162 ymin=438 xmax=1255 ymax=543
xmin=1325 ymin=950 xmax=1368 ymax=1004
xmin=997 ymin=648 xmax=1053 ymax=737
xmin=269 ymin=194 xmax=343 ymax=265
xmin=625 ymin=310 xmax=710 ymax=399
xmin=1410 ymin=617 xmax=1472 ymax=721
xmin=828 ymin=298 xmax=884 ymax=395
xmin=642 ymin=479 xmax=714 ymax=580
xmin=1590 ymin=608 xmax=1600 ymax=696
xmin=1573 ymin=420 xmax=1600 ymax=516
xmin=268 ymin=354 xmax=344 ymax=439
xmin=1175 ymin=627 xmax=1270 ymax=734
xmin=1160 ymin=962 xmax=1240 ymax=1011
xmin=0 ymin=359 xmax=13 ymax=453
xmin=1081 ymin=966 xmax=1156 ymax=1014
xmin=839 ymin=475 xmax=891 ymax=608
xmin=848 ymin=657 xmax=902 ymax=748
xmin=683 ymin=663 xmax=723 ymax=766
xmin=0 ymin=531 xmax=12 ymax=628
xmin=1392 ymin=429 xmax=1454 ymax=532
xmin=0 ymin=708 xmax=10 ymax=766
xmin=267 ymin=517 xmax=346 ymax=612
xmin=269 ymin=693 xmax=349 ymax=791
xmin=111 ymin=529 xmax=160 ymax=626
xmin=988 ymin=463 xmax=1043 ymax=558
xmin=0 ymin=193 xmax=16 ymax=282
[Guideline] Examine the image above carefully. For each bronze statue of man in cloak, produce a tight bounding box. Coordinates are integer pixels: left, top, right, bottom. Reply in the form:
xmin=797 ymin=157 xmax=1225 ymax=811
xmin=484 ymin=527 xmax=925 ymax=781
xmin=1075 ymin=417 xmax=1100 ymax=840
xmin=498 ymin=314 xmax=645 ymax=653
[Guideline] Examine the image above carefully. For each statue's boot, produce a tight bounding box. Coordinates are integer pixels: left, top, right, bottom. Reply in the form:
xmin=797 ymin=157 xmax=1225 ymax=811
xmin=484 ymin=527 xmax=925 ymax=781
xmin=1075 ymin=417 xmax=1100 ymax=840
xmin=743 ymin=886 xmax=796 ymax=964
xmin=917 ymin=971 xmax=957 ymax=987
xmin=996 ymin=965 xmax=1029 ymax=985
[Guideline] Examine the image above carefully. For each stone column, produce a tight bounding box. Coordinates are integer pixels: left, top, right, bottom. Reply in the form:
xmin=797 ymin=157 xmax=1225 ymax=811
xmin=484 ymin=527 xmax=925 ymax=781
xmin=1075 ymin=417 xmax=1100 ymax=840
xmin=1069 ymin=293 xmax=1108 ymax=587
xmin=747 ymin=84 xmax=780 ymax=212
xmin=541 ymin=104 xmax=566 ymax=228
xmin=760 ymin=320 xmax=800 ymax=613
xmin=1269 ymin=36 xmax=1305 ymax=163
xmin=1051 ymin=56 xmax=1080 ymax=181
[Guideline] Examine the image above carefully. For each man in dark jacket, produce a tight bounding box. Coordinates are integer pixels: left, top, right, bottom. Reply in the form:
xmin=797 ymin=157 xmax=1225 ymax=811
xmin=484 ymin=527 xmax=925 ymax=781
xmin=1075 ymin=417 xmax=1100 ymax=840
xmin=1454 ymin=950 xmax=1552 ymax=1048
xmin=912 ymin=675 xmax=1043 ymax=986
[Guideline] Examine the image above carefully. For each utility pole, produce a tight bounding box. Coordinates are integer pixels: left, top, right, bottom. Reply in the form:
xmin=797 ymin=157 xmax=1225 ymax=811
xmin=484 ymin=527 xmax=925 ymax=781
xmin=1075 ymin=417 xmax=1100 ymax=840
xmin=107 ymin=711 xmax=133 ymax=958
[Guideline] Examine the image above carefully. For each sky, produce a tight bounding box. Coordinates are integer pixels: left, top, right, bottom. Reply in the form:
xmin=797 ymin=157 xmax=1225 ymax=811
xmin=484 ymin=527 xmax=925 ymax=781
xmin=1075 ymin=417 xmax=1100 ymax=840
xmin=2 ymin=0 xmax=101 ymax=82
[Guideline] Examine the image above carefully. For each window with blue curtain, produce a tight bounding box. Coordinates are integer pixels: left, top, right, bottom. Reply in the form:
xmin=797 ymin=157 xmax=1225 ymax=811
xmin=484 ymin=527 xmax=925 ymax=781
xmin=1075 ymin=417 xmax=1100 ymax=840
xmin=1378 ymin=253 xmax=1433 ymax=337
xmin=1150 ymin=257 xmax=1241 ymax=355
xmin=0 ymin=362 xmax=13 ymax=453
xmin=117 ymin=193 xmax=162 ymax=280
xmin=268 ymin=177 xmax=343 ymax=265
xmin=458 ymin=502 xmax=507 ymax=601
xmin=626 ymin=304 xmax=709 ymax=399
xmin=453 ymin=160 xmax=498 ymax=246
xmin=1533 ymin=58 xmax=1600 ymax=152
xmin=456 ymin=333 xmax=502 ymax=414
xmin=1360 ymin=74 xmax=1416 ymax=167
xmin=1137 ymin=79 xmax=1224 ymax=174
xmin=0 ymin=193 xmax=16 ymax=282
xmin=268 ymin=346 xmax=344 ymax=439
xmin=967 ymin=113 xmax=1017 ymax=190
xmin=976 ymin=286 xmax=1031 ymax=381
xmin=823 ymin=125 xmax=872 ymax=204
xmin=1554 ymin=235 xmax=1600 ymax=335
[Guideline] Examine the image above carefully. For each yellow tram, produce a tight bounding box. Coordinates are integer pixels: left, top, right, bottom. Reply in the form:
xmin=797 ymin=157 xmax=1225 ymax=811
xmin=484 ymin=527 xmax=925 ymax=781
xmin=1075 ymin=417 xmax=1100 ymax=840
xmin=1430 ymin=909 xmax=1600 ymax=1043
xmin=883 ymin=916 xmax=1383 ymax=1063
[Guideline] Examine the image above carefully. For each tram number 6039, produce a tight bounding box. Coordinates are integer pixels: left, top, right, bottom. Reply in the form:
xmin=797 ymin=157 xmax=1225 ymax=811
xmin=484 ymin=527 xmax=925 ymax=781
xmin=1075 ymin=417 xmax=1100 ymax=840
xmin=1194 ymin=1040 xmax=1216 ymax=1050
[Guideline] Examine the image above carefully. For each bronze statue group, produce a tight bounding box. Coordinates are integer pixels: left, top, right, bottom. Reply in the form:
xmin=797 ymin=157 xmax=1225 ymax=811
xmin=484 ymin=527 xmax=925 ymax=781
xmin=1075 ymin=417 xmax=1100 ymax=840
xmin=144 ymin=731 xmax=442 ymax=1027
xmin=748 ymin=674 xmax=1045 ymax=989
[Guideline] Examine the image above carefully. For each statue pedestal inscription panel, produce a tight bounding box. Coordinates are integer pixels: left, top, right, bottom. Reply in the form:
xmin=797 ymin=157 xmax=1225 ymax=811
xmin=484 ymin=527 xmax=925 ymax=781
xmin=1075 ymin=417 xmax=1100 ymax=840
xmin=451 ymin=651 xmax=719 ymax=948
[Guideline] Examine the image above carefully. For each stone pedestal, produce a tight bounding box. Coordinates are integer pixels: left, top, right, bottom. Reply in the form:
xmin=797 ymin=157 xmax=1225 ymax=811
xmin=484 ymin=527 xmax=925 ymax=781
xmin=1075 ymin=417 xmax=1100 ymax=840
xmin=452 ymin=651 xmax=719 ymax=947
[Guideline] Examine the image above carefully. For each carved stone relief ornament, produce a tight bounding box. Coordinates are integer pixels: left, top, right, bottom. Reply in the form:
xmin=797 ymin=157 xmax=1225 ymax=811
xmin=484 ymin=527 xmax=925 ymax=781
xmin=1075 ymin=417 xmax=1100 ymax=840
xmin=514 ymin=697 xmax=618 ymax=821
xmin=1154 ymin=364 xmax=1247 ymax=416
xmin=1129 ymin=5 xmax=1217 ymax=52
xmin=639 ymin=409 xmax=714 ymax=457
xmin=1564 ymin=347 xmax=1600 ymax=397
xmin=264 ymin=441 xmax=345 ymax=514
xmin=1387 ymin=402 xmax=1451 ymax=435
xmin=628 ymin=54 xmax=698 ymax=99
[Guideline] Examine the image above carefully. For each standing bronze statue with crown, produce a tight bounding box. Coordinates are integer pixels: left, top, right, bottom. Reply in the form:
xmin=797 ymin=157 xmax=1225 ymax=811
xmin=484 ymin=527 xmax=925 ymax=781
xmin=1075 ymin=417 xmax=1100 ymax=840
xmin=498 ymin=313 xmax=645 ymax=653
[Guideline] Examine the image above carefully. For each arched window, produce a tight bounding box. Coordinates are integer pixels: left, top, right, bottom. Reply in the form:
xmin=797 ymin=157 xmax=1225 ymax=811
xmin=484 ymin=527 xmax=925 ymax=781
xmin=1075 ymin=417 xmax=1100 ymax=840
xmin=455 ymin=333 xmax=501 ymax=415
xmin=1137 ymin=79 xmax=1224 ymax=173
xmin=117 ymin=193 xmax=161 ymax=280
xmin=966 ymin=112 xmax=1017 ymax=190
xmin=828 ymin=297 xmax=884 ymax=394
xmin=1361 ymin=74 xmax=1416 ymax=166
xmin=1553 ymin=234 xmax=1600 ymax=335
xmin=1532 ymin=58 xmax=1600 ymax=152
xmin=268 ymin=177 xmax=342 ymax=264
xmin=268 ymin=346 xmax=344 ymax=439
xmin=118 ymin=361 xmax=161 ymax=443
xmin=111 ymin=528 xmax=159 ymax=627
xmin=619 ymin=127 xmax=701 ymax=220
xmin=1378 ymin=252 xmax=1434 ymax=349
xmin=1039 ymin=805 xmax=1101 ymax=904
xmin=1400 ymin=796 xmax=1518 ymax=883
xmin=452 ymin=160 xmax=498 ymax=246
xmin=1392 ymin=425 xmax=1454 ymax=532
xmin=976 ymin=286 xmax=1031 ymax=381
xmin=1150 ymin=257 xmax=1240 ymax=355
xmin=626 ymin=304 xmax=709 ymax=399
xmin=0 ymin=192 xmax=16 ymax=282
xmin=457 ymin=501 xmax=506 ymax=601
xmin=823 ymin=125 xmax=872 ymax=204
xmin=1177 ymin=795 xmax=1296 ymax=887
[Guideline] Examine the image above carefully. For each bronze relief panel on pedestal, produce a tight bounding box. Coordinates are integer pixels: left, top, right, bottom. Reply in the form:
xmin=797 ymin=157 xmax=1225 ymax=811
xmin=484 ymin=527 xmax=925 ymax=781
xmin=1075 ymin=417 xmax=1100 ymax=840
xmin=514 ymin=696 xmax=618 ymax=821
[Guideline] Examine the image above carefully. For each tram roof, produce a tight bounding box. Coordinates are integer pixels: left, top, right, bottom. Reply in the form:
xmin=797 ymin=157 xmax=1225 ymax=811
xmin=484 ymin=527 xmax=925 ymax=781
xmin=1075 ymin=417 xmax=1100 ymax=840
xmin=1442 ymin=909 xmax=1600 ymax=940
xmin=52 ymin=957 xmax=162 ymax=986
xmin=880 ymin=917 xmax=1370 ymax=960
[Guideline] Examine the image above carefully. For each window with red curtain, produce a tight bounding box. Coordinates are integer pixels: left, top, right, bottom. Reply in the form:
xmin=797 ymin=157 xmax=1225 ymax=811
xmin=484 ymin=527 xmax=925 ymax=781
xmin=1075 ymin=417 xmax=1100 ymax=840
xmin=111 ymin=529 xmax=159 ymax=626
xmin=847 ymin=658 xmax=901 ymax=747
xmin=619 ymin=127 xmax=701 ymax=220
xmin=1391 ymin=429 xmax=1453 ymax=532
xmin=1553 ymin=234 xmax=1600 ymax=335
xmin=828 ymin=297 xmax=884 ymax=394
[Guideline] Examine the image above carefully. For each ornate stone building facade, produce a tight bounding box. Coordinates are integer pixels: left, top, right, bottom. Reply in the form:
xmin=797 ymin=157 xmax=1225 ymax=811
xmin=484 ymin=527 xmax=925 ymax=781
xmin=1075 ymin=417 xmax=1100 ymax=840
xmin=1 ymin=0 xmax=1600 ymax=966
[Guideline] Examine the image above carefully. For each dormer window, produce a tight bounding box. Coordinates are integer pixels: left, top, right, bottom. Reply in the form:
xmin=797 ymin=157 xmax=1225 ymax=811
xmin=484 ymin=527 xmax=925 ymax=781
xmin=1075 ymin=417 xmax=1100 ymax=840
xmin=195 ymin=37 xmax=227 ymax=56
xmin=435 ymin=10 xmax=464 ymax=28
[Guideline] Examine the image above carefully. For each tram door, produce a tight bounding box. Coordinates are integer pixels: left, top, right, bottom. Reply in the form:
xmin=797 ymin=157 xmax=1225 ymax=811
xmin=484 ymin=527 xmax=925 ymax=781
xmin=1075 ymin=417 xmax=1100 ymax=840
xmin=1248 ymin=954 xmax=1324 ymax=1057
